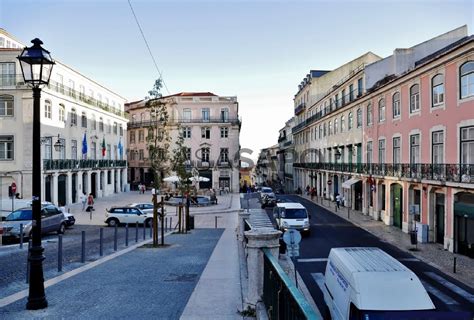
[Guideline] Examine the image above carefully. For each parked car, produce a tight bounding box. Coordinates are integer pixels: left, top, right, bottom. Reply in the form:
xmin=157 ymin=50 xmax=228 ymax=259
xmin=126 ymin=203 xmax=157 ymax=214
xmin=1 ymin=204 xmax=67 ymax=241
xmin=59 ymin=207 xmax=76 ymax=227
xmin=164 ymin=196 xmax=211 ymax=206
xmin=272 ymin=202 xmax=311 ymax=236
xmin=105 ymin=206 xmax=153 ymax=227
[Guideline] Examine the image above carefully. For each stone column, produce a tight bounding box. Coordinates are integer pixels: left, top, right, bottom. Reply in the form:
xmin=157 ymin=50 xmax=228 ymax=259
xmin=244 ymin=228 xmax=281 ymax=306
xmin=52 ymin=172 xmax=59 ymax=205
xmin=66 ymin=172 xmax=73 ymax=205
xmin=238 ymin=210 xmax=250 ymax=241
xmin=86 ymin=171 xmax=92 ymax=195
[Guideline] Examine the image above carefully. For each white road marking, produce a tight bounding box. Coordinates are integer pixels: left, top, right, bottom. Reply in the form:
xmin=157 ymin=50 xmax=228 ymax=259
xmin=398 ymin=258 xmax=420 ymax=262
xmin=311 ymin=273 xmax=326 ymax=292
xmin=298 ymin=258 xmax=328 ymax=263
xmin=424 ymin=272 xmax=474 ymax=303
xmin=421 ymin=280 xmax=459 ymax=305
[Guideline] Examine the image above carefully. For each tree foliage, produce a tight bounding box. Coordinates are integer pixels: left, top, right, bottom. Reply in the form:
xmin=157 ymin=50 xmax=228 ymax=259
xmin=171 ymin=128 xmax=193 ymax=196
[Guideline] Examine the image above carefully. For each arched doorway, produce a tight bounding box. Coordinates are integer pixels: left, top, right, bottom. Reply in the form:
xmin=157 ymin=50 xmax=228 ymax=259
xmin=453 ymin=192 xmax=474 ymax=258
xmin=72 ymin=173 xmax=77 ymax=203
xmin=391 ymin=183 xmax=403 ymax=229
xmin=58 ymin=174 xmax=67 ymax=206
xmin=333 ymin=175 xmax=339 ymax=199
xmin=82 ymin=172 xmax=87 ymax=194
xmin=45 ymin=175 xmax=52 ymax=202
xmin=91 ymin=172 xmax=97 ymax=198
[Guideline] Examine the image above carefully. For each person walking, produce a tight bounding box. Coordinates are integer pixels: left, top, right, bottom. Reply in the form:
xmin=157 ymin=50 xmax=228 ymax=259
xmin=335 ymin=193 xmax=341 ymax=209
xmin=86 ymin=193 xmax=94 ymax=212
xmin=80 ymin=192 xmax=87 ymax=211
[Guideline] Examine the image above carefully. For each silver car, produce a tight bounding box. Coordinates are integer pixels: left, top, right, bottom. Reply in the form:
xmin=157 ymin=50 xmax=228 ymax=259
xmin=1 ymin=205 xmax=66 ymax=240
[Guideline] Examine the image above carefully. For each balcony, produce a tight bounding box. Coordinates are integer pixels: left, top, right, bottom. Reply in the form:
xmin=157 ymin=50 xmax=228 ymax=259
xmin=294 ymin=102 xmax=306 ymax=115
xmin=128 ymin=118 xmax=241 ymax=129
xmin=196 ymin=160 xmax=215 ymax=168
xmin=292 ymin=162 xmax=474 ymax=184
xmin=43 ymin=159 xmax=127 ymax=171
xmin=216 ymin=160 xmax=231 ymax=168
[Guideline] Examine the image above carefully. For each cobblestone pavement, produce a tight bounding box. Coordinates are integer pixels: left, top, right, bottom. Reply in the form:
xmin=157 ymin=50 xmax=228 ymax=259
xmin=300 ymin=194 xmax=474 ymax=289
xmin=0 ymin=229 xmax=224 ymax=319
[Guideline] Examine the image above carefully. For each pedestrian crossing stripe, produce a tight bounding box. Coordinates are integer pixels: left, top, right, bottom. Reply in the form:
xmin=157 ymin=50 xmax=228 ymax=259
xmin=424 ymin=272 xmax=474 ymax=304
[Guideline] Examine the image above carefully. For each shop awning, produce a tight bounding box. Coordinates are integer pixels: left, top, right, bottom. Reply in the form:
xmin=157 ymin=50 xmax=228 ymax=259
xmin=342 ymin=178 xmax=361 ymax=189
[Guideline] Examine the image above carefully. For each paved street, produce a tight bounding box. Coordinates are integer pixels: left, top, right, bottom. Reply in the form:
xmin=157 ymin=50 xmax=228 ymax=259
xmin=248 ymin=194 xmax=474 ymax=317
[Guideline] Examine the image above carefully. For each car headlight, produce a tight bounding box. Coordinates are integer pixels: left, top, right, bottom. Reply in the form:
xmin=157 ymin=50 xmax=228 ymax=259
xmin=304 ymin=221 xmax=310 ymax=227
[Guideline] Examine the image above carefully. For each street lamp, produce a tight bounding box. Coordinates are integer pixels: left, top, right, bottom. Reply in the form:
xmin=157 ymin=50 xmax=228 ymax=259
xmin=18 ymin=38 xmax=55 ymax=310
xmin=335 ymin=148 xmax=342 ymax=161
xmin=40 ymin=134 xmax=63 ymax=152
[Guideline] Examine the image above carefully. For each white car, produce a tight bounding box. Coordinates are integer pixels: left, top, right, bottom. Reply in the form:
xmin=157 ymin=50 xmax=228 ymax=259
xmin=260 ymin=187 xmax=276 ymax=200
xmin=105 ymin=206 xmax=154 ymax=227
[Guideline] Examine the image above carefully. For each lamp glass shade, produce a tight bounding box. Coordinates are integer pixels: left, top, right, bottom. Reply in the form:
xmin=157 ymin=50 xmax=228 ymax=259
xmin=54 ymin=140 xmax=62 ymax=152
xmin=17 ymin=38 xmax=55 ymax=87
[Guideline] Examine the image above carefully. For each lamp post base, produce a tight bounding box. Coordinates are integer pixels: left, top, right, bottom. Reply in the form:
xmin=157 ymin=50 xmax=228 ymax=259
xmin=26 ymin=246 xmax=48 ymax=310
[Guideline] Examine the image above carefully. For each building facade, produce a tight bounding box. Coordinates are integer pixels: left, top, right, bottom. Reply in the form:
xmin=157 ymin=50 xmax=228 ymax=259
xmin=0 ymin=29 xmax=128 ymax=207
xmin=277 ymin=117 xmax=295 ymax=193
xmin=125 ymin=92 xmax=240 ymax=192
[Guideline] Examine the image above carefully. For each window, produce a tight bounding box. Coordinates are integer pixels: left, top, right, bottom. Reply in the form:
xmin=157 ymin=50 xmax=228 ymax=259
xmin=201 ymin=148 xmax=210 ymax=162
xmin=91 ymin=114 xmax=96 ymax=129
xmin=432 ymin=131 xmax=444 ymax=164
xmin=366 ymin=141 xmax=373 ymax=164
xmin=68 ymin=79 xmax=75 ymax=97
xmin=334 ymin=118 xmax=338 ymax=134
xmin=97 ymin=93 xmax=102 ymax=107
xmin=185 ymin=148 xmax=191 ymax=160
xmin=348 ymin=112 xmax=353 ymax=130
xmin=183 ymin=126 xmax=191 ymax=138
xmin=130 ymin=131 xmax=136 ymax=144
xmin=460 ymin=126 xmax=474 ymax=164
xmin=319 ymin=125 xmax=322 ymax=138
xmin=323 ymin=123 xmax=327 ymax=137
xmin=335 ymin=94 xmax=339 ymax=108
xmin=393 ymin=137 xmax=401 ymax=164
xmin=57 ymin=74 xmax=64 ymax=94
xmin=357 ymin=78 xmax=363 ymax=96
xmin=107 ymin=144 xmax=111 ymax=160
xmin=183 ymin=108 xmax=191 ymax=122
xmin=220 ymin=127 xmax=228 ymax=138
xmin=71 ymin=109 xmax=77 ymax=126
xmin=139 ymin=149 xmax=144 ymax=161
xmin=107 ymin=171 xmax=111 ymax=184
xmin=378 ymin=99 xmax=385 ymax=122
xmin=0 ymin=95 xmax=14 ymax=116
xmin=349 ymin=84 xmax=354 ymax=101
xmin=79 ymin=85 xmax=85 ymax=100
xmin=81 ymin=112 xmax=87 ymax=128
xmin=341 ymin=89 xmax=346 ymax=105
xmin=329 ymin=121 xmax=332 ymax=135
xmin=410 ymin=84 xmax=420 ymax=113
xmin=460 ymin=61 xmax=474 ymax=99
xmin=59 ymin=104 xmax=65 ymax=122
xmin=201 ymin=127 xmax=210 ymax=139
xmin=43 ymin=137 xmax=52 ymax=159
xmin=202 ymin=108 xmax=210 ymax=122
xmin=91 ymin=142 xmax=97 ymax=160
xmin=432 ymin=74 xmax=444 ymax=106
xmin=113 ymin=122 xmax=118 ymax=135
xmin=410 ymin=134 xmax=420 ymax=164
xmin=147 ymin=128 xmax=154 ymax=140
xmin=119 ymin=124 xmax=123 ymax=136
xmin=45 ymin=100 xmax=52 ymax=119
xmin=366 ymin=103 xmax=372 ymax=126
xmin=99 ymin=117 xmax=104 ymax=132
xmin=392 ymin=92 xmax=401 ymax=118
xmin=71 ymin=140 xmax=77 ymax=160
xmin=0 ymin=136 xmax=14 ymax=160
xmin=356 ymin=108 xmax=362 ymax=127
xmin=221 ymin=108 xmax=229 ymax=122
xmin=58 ymin=138 xmax=66 ymax=159
xmin=107 ymin=120 xmax=111 ymax=133
xmin=378 ymin=139 xmax=385 ymax=164
xmin=138 ymin=130 xmax=144 ymax=142
xmin=220 ymin=148 xmax=229 ymax=162
xmin=0 ymin=62 xmax=15 ymax=86
xmin=341 ymin=115 xmax=345 ymax=132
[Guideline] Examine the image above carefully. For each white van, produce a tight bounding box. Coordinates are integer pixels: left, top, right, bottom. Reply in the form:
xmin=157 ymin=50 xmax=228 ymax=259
xmin=323 ymin=247 xmax=435 ymax=320
xmin=273 ymin=202 xmax=310 ymax=236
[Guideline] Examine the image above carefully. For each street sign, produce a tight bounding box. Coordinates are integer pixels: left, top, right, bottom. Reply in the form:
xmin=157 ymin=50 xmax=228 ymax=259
xmin=327 ymin=180 xmax=332 ymax=185
xmin=11 ymin=182 xmax=16 ymax=194
xmin=283 ymin=229 xmax=302 ymax=258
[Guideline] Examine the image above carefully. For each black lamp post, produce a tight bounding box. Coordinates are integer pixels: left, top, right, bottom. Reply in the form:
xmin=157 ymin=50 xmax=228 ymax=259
xmin=18 ymin=38 xmax=55 ymax=310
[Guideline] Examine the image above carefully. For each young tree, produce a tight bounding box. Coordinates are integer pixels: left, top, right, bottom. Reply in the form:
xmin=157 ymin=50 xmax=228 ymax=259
xmin=146 ymin=78 xmax=171 ymax=246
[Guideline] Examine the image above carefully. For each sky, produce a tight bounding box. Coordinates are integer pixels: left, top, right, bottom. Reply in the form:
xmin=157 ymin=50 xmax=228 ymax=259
xmin=1 ymin=0 xmax=473 ymax=160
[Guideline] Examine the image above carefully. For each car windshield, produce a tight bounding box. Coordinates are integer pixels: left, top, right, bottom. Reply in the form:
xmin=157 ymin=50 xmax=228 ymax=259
xmin=282 ymin=208 xmax=307 ymax=219
xmin=262 ymin=188 xmax=273 ymax=193
xmin=352 ymin=310 xmax=471 ymax=320
xmin=6 ymin=209 xmax=32 ymax=221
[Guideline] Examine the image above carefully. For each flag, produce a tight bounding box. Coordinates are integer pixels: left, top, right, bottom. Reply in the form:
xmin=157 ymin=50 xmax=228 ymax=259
xmin=82 ymin=133 xmax=88 ymax=159
xmin=118 ymin=138 xmax=123 ymax=160
xmin=102 ymin=137 xmax=106 ymax=158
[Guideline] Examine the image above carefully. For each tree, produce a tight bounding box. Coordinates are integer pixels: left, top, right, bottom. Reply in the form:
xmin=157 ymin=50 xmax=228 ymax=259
xmin=171 ymin=128 xmax=193 ymax=197
xmin=146 ymin=78 xmax=171 ymax=246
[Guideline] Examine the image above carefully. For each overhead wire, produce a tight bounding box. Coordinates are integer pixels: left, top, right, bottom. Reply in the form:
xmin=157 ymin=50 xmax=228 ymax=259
xmin=127 ymin=0 xmax=170 ymax=94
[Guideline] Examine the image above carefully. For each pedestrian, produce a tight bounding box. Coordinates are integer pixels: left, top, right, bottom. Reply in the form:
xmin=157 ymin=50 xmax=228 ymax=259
xmin=80 ymin=192 xmax=87 ymax=211
xmin=86 ymin=193 xmax=94 ymax=212
xmin=138 ymin=183 xmax=142 ymax=193
xmin=306 ymin=185 xmax=310 ymax=195
xmin=335 ymin=193 xmax=341 ymax=209
xmin=141 ymin=184 xmax=146 ymax=194
xmin=310 ymin=187 xmax=316 ymax=201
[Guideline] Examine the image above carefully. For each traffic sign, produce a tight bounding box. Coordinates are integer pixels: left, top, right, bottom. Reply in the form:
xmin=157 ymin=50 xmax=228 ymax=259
xmin=327 ymin=180 xmax=332 ymax=185
xmin=283 ymin=229 xmax=301 ymax=257
xmin=11 ymin=182 xmax=17 ymax=194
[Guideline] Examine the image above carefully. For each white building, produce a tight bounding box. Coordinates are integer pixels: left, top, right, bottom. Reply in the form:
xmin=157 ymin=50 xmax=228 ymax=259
xmin=125 ymin=92 xmax=240 ymax=192
xmin=0 ymin=29 xmax=128 ymax=207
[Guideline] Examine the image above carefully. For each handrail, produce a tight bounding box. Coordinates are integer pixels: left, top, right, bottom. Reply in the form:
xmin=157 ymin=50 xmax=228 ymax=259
xmin=262 ymin=248 xmax=320 ymax=319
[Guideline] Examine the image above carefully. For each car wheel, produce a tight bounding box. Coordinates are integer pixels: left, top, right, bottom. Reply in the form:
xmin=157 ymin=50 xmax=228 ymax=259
xmin=107 ymin=218 xmax=119 ymax=227
xmin=57 ymin=223 xmax=66 ymax=234
xmin=144 ymin=218 xmax=152 ymax=227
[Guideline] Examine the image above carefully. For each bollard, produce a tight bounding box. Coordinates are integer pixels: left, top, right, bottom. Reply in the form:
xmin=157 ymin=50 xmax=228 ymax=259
xmin=135 ymin=222 xmax=139 ymax=243
xmin=170 ymin=217 xmax=173 ymax=231
xmin=81 ymin=231 xmax=86 ymax=263
xmin=99 ymin=228 xmax=104 ymax=256
xmin=143 ymin=222 xmax=146 ymax=240
xmin=58 ymin=234 xmax=63 ymax=272
xmin=19 ymin=223 xmax=23 ymax=249
xmin=90 ymin=208 xmax=92 ymax=221
xmin=347 ymin=206 xmax=350 ymax=219
xmin=453 ymin=256 xmax=457 ymax=273
xmin=149 ymin=221 xmax=152 ymax=238
xmin=114 ymin=224 xmax=118 ymax=251
xmin=165 ymin=217 xmax=168 ymax=232
xmin=125 ymin=224 xmax=129 ymax=247
xmin=26 ymin=239 xmax=32 ymax=283
xmin=215 ymin=216 xmax=217 ymax=228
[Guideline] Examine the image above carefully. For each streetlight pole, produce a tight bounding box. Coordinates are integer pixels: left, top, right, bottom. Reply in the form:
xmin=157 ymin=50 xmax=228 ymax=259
xmin=17 ymin=38 xmax=55 ymax=310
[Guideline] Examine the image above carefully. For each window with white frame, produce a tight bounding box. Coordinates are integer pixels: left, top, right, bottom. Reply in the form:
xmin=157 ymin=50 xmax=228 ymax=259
xmin=366 ymin=141 xmax=373 ymax=164
xmin=329 ymin=121 xmax=332 ymax=135
xmin=366 ymin=103 xmax=372 ymax=126
xmin=81 ymin=112 xmax=87 ymax=128
xmin=432 ymin=131 xmax=444 ymax=164
xmin=202 ymin=108 xmax=210 ymax=122
xmin=91 ymin=142 xmax=96 ymax=160
xmin=461 ymin=126 xmax=474 ymax=164
xmin=138 ymin=130 xmax=144 ymax=142
xmin=183 ymin=126 xmax=191 ymax=138
xmin=323 ymin=123 xmax=327 ymax=137
xmin=99 ymin=117 xmax=104 ymax=132
xmin=139 ymin=149 xmax=144 ymax=161
xmin=378 ymin=139 xmax=385 ymax=164
xmin=59 ymin=104 xmax=65 ymax=122
xmin=432 ymin=74 xmax=444 ymax=106
xmin=341 ymin=115 xmax=345 ymax=132
xmin=183 ymin=108 xmax=191 ymax=122
xmin=113 ymin=122 xmax=118 ymax=135
xmin=410 ymin=84 xmax=420 ymax=113
xmin=79 ymin=85 xmax=85 ymax=100
xmin=393 ymin=137 xmax=401 ymax=164
xmin=71 ymin=140 xmax=77 ymax=160
xmin=357 ymin=78 xmax=363 ymax=96
xmin=357 ymin=108 xmax=362 ymax=127
xmin=201 ymin=127 xmax=210 ymax=139
xmin=348 ymin=112 xmax=353 ymax=130
xmin=71 ymin=109 xmax=77 ymax=126
xmin=221 ymin=108 xmax=229 ymax=122
xmin=119 ymin=124 xmax=123 ymax=136
xmin=349 ymin=84 xmax=354 ymax=101
xmin=107 ymin=120 xmax=111 ymax=133
xmin=392 ymin=92 xmax=401 ymax=118
xmin=201 ymin=148 xmax=210 ymax=162
xmin=220 ymin=148 xmax=229 ymax=162
xmin=378 ymin=99 xmax=385 ymax=122
xmin=334 ymin=118 xmax=338 ymax=134
xmin=45 ymin=100 xmax=52 ymax=119
xmin=460 ymin=61 xmax=474 ymax=99
xmin=130 ymin=131 xmax=136 ymax=144
xmin=319 ymin=125 xmax=322 ymax=138
xmin=185 ymin=148 xmax=191 ymax=160
xmin=68 ymin=79 xmax=75 ymax=97
xmin=410 ymin=134 xmax=420 ymax=164
xmin=0 ymin=95 xmax=14 ymax=116
xmin=0 ymin=62 xmax=15 ymax=86
xmin=91 ymin=114 xmax=96 ymax=129
xmin=220 ymin=127 xmax=228 ymax=138
xmin=0 ymin=136 xmax=14 ymax=160
xmin=43 ymin=137 xmax=52 ymax=160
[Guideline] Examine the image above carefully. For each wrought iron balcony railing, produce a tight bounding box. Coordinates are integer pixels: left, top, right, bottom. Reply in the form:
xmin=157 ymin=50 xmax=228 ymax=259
xmin=43 ymin=159 xmax=127 ymax=171
xmin=293 ymin=162 xmax=474 ymax=184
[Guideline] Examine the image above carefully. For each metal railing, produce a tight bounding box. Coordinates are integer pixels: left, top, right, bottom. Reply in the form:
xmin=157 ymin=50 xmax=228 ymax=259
xmin=127 ymin=118 xmax=240 ymax=129
xmin=293 ymin=162 xmax=474 ymax=184
xmin=263 ymin=248 xmax=320 ymax=320
xmin=43 ymin=159 xmax=127 ymax=170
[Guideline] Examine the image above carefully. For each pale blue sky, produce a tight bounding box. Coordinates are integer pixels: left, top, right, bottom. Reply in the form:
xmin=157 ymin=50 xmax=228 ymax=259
xmin=1 ymin=0 xmax=473 ymax=158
